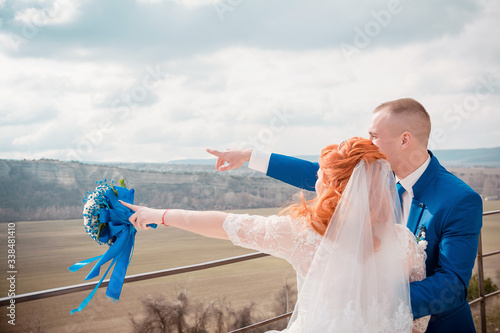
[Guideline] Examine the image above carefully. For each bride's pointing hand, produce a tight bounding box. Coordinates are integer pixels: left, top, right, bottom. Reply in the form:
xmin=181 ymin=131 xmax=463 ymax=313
xmin=119 ymin=200 xmax=164 ymax=230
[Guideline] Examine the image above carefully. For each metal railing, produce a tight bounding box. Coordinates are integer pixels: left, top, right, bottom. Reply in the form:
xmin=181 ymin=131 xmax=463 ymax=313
xmin=468 ymin=209 xmax=500 ymax=333
xmin=0 ymin=252 xmax=269 ymax=306
xmin=1 ymin=210 xmax=499 ymax=333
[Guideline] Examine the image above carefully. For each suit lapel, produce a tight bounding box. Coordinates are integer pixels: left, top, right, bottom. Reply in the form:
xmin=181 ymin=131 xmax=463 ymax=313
xmin=407 ymin=199 xmax=426 ymax=235
xmin=406 ymin=150 xmax=439 ymax=235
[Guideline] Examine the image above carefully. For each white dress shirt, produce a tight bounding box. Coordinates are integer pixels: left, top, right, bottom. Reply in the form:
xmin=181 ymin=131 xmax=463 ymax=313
xmin=248 ymin=149 xmax=271 ymax=174
xmin=396 ymin=155 xmax=431 ymax=224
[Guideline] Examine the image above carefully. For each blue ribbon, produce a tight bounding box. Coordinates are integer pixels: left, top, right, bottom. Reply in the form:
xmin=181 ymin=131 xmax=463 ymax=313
xmin=69 ymin=185 xmax=156 ymax=314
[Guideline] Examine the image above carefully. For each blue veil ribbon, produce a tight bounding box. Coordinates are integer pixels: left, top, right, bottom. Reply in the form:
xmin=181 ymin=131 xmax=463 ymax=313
xmin=69 ymin=185 xmax=156 ymax=314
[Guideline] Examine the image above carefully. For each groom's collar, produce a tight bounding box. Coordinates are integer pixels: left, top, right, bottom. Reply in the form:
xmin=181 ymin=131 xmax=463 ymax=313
xmin=396 ymin=153 xmax=431 ymax=198
xmin=411 ymin=150 xmax=440 ymax=198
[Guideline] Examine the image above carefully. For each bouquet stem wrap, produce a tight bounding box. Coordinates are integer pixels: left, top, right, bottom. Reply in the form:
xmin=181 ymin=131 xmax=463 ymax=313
xmin=69 ymin=184 xmax=155 ymax=314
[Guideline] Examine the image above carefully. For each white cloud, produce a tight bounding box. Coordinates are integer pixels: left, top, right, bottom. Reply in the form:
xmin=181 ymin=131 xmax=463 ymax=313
xmin=0 ymin=0 xmax=482 ymax=60
xmin=14 ymin=0 xmax=79 ymax=26
xmin=0 ymin=0 xmax=498 ymax=162
xmin=154 ymin=0 xmax=220 ymax=7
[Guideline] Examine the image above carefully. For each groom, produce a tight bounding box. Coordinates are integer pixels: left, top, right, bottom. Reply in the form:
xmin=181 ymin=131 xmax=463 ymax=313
xmin=207 ymin=98 xmax=483 ymax=333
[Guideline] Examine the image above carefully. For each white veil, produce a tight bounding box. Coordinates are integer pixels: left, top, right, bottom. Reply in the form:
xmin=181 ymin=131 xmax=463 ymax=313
xmin=286 ymin=159 xmax=412 ymax=332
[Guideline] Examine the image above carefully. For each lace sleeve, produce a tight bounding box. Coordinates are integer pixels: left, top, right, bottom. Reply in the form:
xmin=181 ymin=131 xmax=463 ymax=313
xmin=223 ymin=213 xmax=322 ymax=277
xmin=395 ymin=224 xmax=427 ymax=282
xmin=395 ymin=224 xmax=430 ymax=332
xmin=408 ymin=233 xmax=427 ymax=284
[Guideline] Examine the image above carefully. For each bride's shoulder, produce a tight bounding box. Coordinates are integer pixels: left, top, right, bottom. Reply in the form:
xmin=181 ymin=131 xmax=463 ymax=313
xmin=393 ymin=224 xmax=417 ymax=245
xmin=394 ymin=223 xmax=413 ymax=235
xmin=291 ymin=217 xmax=323 ymax=241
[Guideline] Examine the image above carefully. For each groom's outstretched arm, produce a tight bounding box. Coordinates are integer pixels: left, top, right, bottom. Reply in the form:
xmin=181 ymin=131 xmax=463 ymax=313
xmin=266 ymin=153 xmax=319 ymax=191
xmin=207 ymin=148 xmax=319 ymax=191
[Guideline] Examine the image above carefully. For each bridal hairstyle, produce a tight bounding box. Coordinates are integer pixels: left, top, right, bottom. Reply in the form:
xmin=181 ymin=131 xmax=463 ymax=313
xmin=283 ymin=137 xmax=386 ymax=235
xmin=286 ymin=146 xmax=413 ymax=331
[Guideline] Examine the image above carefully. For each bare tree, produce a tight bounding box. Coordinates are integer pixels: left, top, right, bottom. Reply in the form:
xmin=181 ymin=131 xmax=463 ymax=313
xmin=130 ymin=284 xmax=298 ymax=333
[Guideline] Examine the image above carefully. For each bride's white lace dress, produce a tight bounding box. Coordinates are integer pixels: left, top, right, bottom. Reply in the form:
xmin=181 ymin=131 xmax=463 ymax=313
xmin=223 ymin=213 xmax=430 ymax=333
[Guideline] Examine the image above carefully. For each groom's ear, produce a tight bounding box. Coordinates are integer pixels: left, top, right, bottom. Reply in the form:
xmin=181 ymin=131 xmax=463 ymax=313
xmin=400 ymin=132 xmax=412 ymax=150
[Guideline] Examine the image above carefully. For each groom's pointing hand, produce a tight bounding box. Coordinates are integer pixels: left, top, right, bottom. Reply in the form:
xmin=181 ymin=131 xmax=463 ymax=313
xmin=206 ymin=148 xmax=253 ymax=172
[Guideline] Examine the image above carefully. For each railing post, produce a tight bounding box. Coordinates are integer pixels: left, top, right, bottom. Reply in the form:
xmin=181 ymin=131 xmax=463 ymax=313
xmin=476 ymin=232 xmax=487 ymax=333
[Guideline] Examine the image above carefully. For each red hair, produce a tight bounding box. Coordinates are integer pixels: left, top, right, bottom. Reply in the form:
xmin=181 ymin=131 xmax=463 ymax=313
xmin=281 ymin=137 xmax=386 ymax=235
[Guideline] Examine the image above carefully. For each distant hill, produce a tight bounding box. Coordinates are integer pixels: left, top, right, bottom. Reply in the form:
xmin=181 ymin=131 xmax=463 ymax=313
xmin=168 ymin=158 xmax=217 ymax=165
xmin=433 ymin=147 xmax=500 ymax=167
xmin=164 ymin=147 xmax=500 ymax=168
xmin=1 ymin=146 xmax=499 ymax=222
xmin=0 ymin=159 xmax=299 ymax=222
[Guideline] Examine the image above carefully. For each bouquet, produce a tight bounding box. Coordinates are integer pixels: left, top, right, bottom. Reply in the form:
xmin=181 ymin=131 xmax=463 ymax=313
xmin=69 ymin=179 xmax=155 ymax=314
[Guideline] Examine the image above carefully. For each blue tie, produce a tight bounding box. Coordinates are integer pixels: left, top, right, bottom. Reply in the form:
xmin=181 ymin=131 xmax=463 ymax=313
xmin=397 ymin=182 xmax=406 ymax=209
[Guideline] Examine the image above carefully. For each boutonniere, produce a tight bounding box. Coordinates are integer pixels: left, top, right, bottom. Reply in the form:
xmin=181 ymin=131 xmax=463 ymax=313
xmin=416 ymin=226 xmax=427 ymax=250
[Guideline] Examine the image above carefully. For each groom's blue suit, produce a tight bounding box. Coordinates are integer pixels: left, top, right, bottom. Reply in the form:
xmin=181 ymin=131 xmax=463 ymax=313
xmin=264 ymin=151 xmax=483 ymax=333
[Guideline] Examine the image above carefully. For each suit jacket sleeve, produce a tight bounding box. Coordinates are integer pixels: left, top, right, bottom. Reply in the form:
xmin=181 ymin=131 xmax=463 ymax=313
xmin=410 ymin=190 xmax=483 ymax=318
xmin=266 ymin=153 xmax=319 ymax=191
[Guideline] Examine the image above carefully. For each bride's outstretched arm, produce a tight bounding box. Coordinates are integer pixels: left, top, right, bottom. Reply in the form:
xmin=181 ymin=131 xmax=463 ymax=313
xmin=119 ymin=200 xmax=229 ymax=240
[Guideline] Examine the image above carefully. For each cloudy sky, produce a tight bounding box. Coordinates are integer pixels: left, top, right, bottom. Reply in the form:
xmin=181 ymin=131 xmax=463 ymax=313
xmin=0 ymin=0 xmax=499 ymax=163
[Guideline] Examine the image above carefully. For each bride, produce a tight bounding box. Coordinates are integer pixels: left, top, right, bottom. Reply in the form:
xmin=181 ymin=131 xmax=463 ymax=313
xmin=121 ymin=137 xmax=429 ymax=332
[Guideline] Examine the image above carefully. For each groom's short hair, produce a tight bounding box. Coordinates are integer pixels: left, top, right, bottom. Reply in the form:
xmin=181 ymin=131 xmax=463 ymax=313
xmin=373 ymin=98 xmax=431 ymax=147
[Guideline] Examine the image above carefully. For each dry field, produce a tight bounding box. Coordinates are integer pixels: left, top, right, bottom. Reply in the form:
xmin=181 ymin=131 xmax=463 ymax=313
xmin=0 ymin=204 xmax=499 ymax=333
xmin=0 ymin=208 xmax=295 ymax=333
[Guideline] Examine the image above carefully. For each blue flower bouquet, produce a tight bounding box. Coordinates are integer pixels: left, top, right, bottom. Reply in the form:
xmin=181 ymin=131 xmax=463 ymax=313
xmin=69 ymin=179 xmax=155 ymax=314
